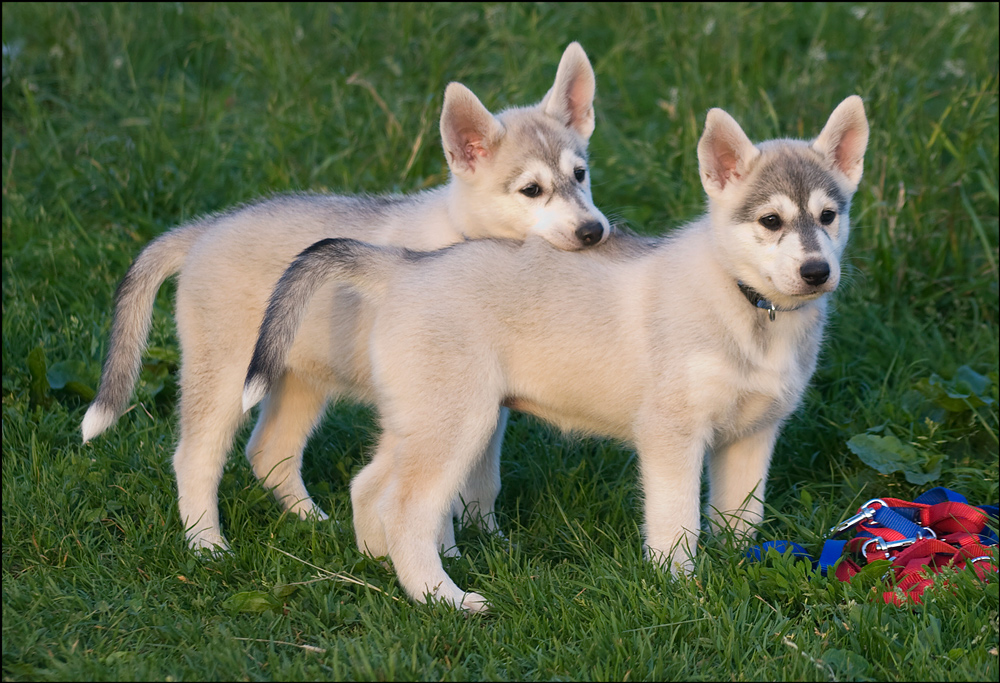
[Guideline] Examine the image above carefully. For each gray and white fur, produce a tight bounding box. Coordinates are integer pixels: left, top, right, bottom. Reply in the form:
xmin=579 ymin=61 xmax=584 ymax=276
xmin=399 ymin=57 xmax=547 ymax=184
xmin=82 ymin=42 xmax=611 ymax=554
xmin=244 ymin=97 xmax=869 ymax=611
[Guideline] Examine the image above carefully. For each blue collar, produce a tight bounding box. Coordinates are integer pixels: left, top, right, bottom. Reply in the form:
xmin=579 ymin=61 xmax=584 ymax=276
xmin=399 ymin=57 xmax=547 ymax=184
xmin=737 ymin=282 xmax=804 ymax=322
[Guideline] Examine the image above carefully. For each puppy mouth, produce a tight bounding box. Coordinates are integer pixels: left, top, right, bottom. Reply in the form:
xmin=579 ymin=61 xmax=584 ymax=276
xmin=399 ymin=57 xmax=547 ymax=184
xmin=764 ymin=276 xmax=839 ymax=303
xmin=795 ymin=288 xmax=831 ymax=300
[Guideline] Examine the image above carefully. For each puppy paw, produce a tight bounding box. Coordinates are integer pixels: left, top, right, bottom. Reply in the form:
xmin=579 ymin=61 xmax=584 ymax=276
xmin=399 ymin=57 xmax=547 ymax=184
xmin=644 ymin=543 xmax=695 ymax=576
xmin=441 ymin=544 xmax=462 ymax=559
xmin=294 ymin=505 xmax=330 ymax=522
xmin=460 ymin=591 xmax=490 ymax=613
xmin=668 ymin=555 xmax=695 ymax=577
xmin=189 ymin=533 xmax=230 ymax=557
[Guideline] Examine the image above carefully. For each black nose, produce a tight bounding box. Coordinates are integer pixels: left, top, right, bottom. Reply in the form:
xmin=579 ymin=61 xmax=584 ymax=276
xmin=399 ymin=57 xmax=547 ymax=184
xmin=575 ymin=221 xmax=605 ymax=246
xmin=800 ymin=260 xmax=830 ymax=286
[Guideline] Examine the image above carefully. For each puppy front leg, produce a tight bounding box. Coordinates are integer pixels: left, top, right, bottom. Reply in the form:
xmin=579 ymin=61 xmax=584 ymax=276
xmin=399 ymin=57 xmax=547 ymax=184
xmin=707 ymin=424 xmax=780 ymax=541
xmin=635 ymin=423 xmax=709 ymax=575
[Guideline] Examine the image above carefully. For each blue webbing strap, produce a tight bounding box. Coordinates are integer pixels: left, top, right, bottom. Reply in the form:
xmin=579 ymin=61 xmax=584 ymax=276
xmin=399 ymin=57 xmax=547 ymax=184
xmin=744 ymin=540 xmax=813 ymax=563
xmin=744 ymin=487 xmax=999 ymax=576
xmin=913 ymin=487 xmax=969 ymax=505
xmin=869 ymin=505 xmax=925 ymax=537
xmin=817 ymin=540 xmax=848 ymax=575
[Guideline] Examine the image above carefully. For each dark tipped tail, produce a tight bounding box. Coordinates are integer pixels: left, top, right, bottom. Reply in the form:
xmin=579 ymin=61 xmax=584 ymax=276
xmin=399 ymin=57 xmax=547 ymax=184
xmin=242 ymin=238 xmax=400 ymax=412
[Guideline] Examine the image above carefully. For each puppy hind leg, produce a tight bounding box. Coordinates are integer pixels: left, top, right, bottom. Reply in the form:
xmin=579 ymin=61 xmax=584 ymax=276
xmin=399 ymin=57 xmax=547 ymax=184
xmin=438 ymin=513 xmax=460 ymax=558
xmin=245 ymin=371 xmax=330 ymax=521
xmin=453 ymin=406 xmax=507 ymax=536
xmin=174 ymin=369 xmax=246 ymax=553
xmin=350 ymin=433 xmax=396 ymax=558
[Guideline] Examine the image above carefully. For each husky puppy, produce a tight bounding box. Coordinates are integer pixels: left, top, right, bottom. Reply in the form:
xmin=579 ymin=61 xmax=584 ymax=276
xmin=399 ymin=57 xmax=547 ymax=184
xmin=245 ymin=97 xmax=869 ymax=611
xmin=82 ymin=42 xmax=611 ymax=553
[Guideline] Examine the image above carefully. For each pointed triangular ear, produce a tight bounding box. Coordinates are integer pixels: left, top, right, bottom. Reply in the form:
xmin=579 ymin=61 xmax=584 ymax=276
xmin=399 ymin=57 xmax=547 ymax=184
xmin=540 ymin=42 xmax=596 ymax=140
xmin=440 ymin=82 xmax=505 ymax=176
xmin=697 ymin=108 xmax=760 ymax=198
xmin=812 ymin=95 xmax=869 ymax=191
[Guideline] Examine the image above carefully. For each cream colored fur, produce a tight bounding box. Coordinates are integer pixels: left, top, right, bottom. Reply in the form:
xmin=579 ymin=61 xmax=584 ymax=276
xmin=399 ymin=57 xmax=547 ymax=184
xmin=245 ymin=96 xmax=869 ymax=611
xmin=82 ymin=42 xmax=611 ymax=554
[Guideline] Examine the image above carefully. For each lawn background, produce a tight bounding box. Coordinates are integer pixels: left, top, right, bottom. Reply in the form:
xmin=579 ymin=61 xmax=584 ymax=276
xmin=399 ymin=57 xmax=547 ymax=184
xmin=2 ymin=3 xmax=998 ymax=681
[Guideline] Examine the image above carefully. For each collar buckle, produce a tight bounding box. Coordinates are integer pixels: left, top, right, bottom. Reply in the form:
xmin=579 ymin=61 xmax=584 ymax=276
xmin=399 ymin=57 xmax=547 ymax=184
xmin=738 ymin=281 xmax=780 ymax=322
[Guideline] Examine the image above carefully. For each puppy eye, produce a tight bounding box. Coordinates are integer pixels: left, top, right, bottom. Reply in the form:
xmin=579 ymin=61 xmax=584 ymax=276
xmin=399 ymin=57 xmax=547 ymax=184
xmin=574 ymin=167 xmax=586 ymax=182
xmin=520 ymin=183 xmax=543 ymax=198
xmin=820 ymin=209 xmax=836 ymax=225
xmin=759 ymin=214 xmax=782 ymax=230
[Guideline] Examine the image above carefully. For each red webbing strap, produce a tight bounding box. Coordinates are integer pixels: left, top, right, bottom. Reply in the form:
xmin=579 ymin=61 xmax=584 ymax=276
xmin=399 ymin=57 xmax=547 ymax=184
xmin=891 ymin=538 xmax=960 ymax=565
xmin=834 ymin=556 xmax=863 ymax=582
xmin=954 ymin=544 xmax=999 ymax=580
xmin=884 ymin=575 xmax=937 ymax=606
xmin=924 ymin=502 xmax=989 ymax=533
xmin=941 ymin=532 xmax=983 ymax=548
xmin=882 ymin=543 xmax=998 ymax=605
xmin=851 ymin=498 xmax=988 ymax=532
xmin=836 ymin=498 xmax=997 ymax=605
xmin=844 ymin=526 xmax=909 ymax=559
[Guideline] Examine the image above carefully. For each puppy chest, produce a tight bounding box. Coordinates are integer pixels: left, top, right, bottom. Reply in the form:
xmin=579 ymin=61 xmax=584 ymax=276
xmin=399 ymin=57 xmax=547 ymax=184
xmin=687 ymin=356 xmax=806 ymax=439
xmin=719 ymin=390 xmax=786 ymax=438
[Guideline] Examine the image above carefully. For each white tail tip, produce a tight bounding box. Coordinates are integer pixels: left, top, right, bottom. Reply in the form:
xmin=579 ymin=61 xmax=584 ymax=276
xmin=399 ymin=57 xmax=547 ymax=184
xmin=242 ymin=378 xmax=268 ymax=413
xmin=81 ymin=405 xmax=117 ymax=443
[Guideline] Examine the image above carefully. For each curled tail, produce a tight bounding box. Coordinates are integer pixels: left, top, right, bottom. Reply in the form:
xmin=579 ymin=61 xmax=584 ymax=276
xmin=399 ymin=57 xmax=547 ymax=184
xmin=81 ymin=221 xmax=212 ymax=442
xmin=242 ymin=238 xmax=403 ymax=413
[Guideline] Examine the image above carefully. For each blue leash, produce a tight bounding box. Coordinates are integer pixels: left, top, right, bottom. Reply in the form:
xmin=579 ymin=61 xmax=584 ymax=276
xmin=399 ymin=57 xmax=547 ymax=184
xmin=745 ymin=487 xmax=998 ymax=576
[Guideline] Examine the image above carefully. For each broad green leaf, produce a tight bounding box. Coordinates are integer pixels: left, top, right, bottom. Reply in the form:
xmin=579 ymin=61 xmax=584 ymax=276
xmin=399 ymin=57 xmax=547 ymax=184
xmin=271 ymin=583 xmax=299 ymax=599
xmin=916 ymin=615 xmax=944 ymax=651
xmin=221 ymin=590 xmax=282 ymax=614
xmin=900 ymin=389 xmax=947 ymax=424
xmin=847 ymin=433 xmax=941 ymax=484
xmin=846 ymin=434 xmax=917 ymax=475
xmin=952 ymin=365 xmax=991 ymax=397
xmin=821 ymin=648 xmax=870 ymax=678
xmin=62 ymin=381 xmax=96 ymax=401
xmin=145 ymin=345 xmax=179 ymax=366
xmin=849 ymin=559 xmax=893 ymax=591
xmin=46 ymin=360 xmax=96 ymax=400
xmin=46 ymin=360 xmax=89 ymax=389
xmin=904 ymin=463 xmax=942 ymax=485
xmin=137 ymin=358 xmax=178 ymax=408
xmin=917 ymin=365 xmax=994 ymax=413
xmin=27 ymin=347 xmax=50 ymax=408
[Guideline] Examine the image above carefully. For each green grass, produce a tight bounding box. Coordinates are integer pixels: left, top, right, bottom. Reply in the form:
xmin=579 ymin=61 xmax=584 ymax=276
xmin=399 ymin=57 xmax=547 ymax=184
xmin=3 ymin=2 xmax=998 ymax=680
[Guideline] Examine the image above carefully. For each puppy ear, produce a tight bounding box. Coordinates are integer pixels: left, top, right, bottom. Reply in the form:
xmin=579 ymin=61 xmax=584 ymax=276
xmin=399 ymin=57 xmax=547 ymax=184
xmin=440 ymin=82 xmax=505 ymax=176
xmin=697 ymin=108 xmax=760 ymax=198
xmin=540 ymin=42 xmax=596 ymax=140
xmin=812 ymin=95 xmax=869 ymax=191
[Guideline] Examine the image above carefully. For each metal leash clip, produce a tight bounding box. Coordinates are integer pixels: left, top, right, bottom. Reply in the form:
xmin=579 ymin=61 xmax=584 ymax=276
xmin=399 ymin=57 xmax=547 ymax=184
xmin=862 ymin=537 xmax=909 ymax=561
xmin=862 ymin=528 xmax=936 ymax=561
xmin=829 ymin=498 xmax=889 ymax=535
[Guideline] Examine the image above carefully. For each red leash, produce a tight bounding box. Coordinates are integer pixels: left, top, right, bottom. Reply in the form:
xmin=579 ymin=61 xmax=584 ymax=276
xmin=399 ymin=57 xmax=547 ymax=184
xmin=747 ymin=488 xmax=998 ymax=605
xmin=829 ymin=490 xmax=997 ymax=605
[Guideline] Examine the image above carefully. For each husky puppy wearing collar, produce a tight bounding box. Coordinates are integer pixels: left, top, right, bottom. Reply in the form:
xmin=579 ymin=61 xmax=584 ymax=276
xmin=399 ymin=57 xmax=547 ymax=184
xmin=245 ymin=97 xmax=869 ymax=611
